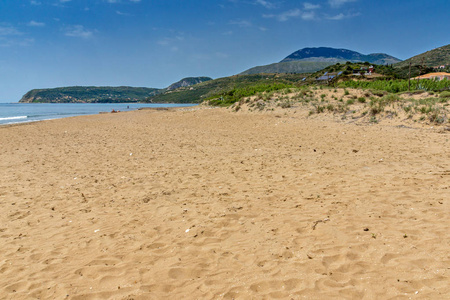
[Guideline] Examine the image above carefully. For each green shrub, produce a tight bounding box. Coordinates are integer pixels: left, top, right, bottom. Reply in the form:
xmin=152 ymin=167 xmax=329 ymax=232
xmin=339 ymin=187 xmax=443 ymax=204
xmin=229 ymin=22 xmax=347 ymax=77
xmin=206 ymin=82 xmax=295 ymax=106
xmin=279 ymin=100 xmax=292 ymax=108
xmin=316 ymin=105 xmax=325 ymax=113
xmin=440 ymin=91 xmax=450 ymax=98
xmin=370 ymin=106 xmax=383 ymax=115
xmin=338 ymin=79 xmax=450 ymax=93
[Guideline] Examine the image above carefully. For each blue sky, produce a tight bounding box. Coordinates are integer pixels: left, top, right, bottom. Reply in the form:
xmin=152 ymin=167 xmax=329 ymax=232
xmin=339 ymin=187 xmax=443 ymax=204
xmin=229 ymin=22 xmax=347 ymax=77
xmin=0 ymin=0 xmax=449 ymax=102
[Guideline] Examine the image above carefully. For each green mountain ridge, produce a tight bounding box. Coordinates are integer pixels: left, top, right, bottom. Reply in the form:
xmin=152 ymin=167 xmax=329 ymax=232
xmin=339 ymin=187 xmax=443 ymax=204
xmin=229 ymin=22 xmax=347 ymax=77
xmin=167 ymin=77 xmax=212 ymax=91
xmin=240 ymin=47 xmax=402 ymax=75
xmin=394 ymin=44 xmax=450 ymax=68
xmin=239 ymin=61 xmax=334 ymax=75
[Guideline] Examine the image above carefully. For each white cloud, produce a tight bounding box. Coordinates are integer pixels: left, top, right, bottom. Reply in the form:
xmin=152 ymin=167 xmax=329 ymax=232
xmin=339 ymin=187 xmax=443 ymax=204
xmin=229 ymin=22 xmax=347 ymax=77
xmin=216 ymin=52 xmax=229 ymax=59
xmin=157 ymin=39 xmax=170 ymax=46
xmin=229 ymin=20 xmax=253 ymax=27
xmin=229 ymin=19 xmax=266 ymax=31
xmin=301 ymin=11 xmax=316 ymax=20
xmin=326 ymin=12 xmax=360 ymax=20
xmin=0 ymin=25 xmax=22 ymax=36
xmin=105 ymin=0 xmax=141 ymax=3
xmin=64 ymin=25 xmax=94 ymax=39
xmin=264 ymin=9 xmax=307 ymax=21
xmin=264 ymin=8 xmax=319 ymax=21
xmin=157 ymin=35 xmax=184 ymax=47
xmin=327 ymin=13 xmax=345 ymax=20
xmin=0 ymin=37 xmax=34 ymax=47
xmin=0 ymin=25 xmax=32 ymax=47
xmin=255 ymin=0 xmax=276 ymax=9
xmin=30 ymin=1 xmax=41 ymax=5
xmin=116 ymin=11 xmax=131 ymax=16
xmin=303 ymin=2 xmax=321 ymax=10
xmin=328 ymin=0 xmax=357 ymax=8
xmin=28 ymin=21 xmax=46 ymax=27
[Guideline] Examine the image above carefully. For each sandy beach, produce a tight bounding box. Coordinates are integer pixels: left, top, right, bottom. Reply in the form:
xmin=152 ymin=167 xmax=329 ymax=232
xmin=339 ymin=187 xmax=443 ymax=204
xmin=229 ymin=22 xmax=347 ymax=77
xmin=0 ymin=107 xmax=449 ymax=299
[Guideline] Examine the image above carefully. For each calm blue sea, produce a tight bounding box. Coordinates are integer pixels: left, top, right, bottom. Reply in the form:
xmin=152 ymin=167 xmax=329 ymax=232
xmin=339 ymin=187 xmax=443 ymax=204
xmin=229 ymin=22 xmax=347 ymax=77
xmin=0 ymin=103 xmax=197 ymax=126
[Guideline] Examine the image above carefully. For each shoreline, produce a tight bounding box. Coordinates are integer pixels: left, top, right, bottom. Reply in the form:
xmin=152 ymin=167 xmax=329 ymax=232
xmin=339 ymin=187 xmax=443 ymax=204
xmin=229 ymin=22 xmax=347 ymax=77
xmin=1 ymin=108 xmax=448 ymax=299
xmin=0 ymin=102 xmax=199 ymax=127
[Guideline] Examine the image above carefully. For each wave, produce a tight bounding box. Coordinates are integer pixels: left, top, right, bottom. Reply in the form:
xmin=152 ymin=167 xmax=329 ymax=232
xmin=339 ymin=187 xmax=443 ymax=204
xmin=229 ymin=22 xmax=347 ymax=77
xmin=0 ymin=116 xmax=28 ymax=121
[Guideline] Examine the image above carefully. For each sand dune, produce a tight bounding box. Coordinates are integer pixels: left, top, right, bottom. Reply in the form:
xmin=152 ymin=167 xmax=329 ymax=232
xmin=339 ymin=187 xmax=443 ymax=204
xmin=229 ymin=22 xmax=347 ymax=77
xmin=0 ymin=108 xmax=449 ymax=299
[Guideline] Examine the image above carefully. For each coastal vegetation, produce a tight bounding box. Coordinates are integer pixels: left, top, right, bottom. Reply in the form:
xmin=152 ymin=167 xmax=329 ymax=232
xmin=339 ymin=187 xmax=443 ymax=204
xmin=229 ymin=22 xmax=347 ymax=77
xmin=205 ymin=82 xmax=295 ymax=106
xmin=337 ymin=78 xmax=450 ymax=93
xmin=146 ymin=74 xmax=305 ymax=104
xmin=227 ymin=86 xmax=450 ymax=125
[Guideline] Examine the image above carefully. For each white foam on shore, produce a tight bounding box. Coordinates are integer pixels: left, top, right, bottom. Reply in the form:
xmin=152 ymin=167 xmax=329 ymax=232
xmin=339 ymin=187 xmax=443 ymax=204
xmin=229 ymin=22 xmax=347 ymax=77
xmin=0 ymin=116 xmax=27 ymax=121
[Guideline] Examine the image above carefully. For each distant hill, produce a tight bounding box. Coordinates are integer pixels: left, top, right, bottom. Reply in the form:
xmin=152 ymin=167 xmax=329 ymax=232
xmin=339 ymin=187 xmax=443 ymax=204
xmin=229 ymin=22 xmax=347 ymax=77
xmin=240 ymin=61 xmax=334 ymax=75
xmin=394 ymin=44 xmax=450 ymax=68
xmin=167 ymin=77 xmax=212 ymax=91
xmin=19 ymin=77 xmax=213 ymax=103
xmin=146 ymin=74 xmax=306 ymax=104
xmin=19 ymin=86 xmax=161 ymax=103
xmin=281 ymin=47 xmax=402 ymax=65
xmin=391 ymin=44 xmax=450 ymax=79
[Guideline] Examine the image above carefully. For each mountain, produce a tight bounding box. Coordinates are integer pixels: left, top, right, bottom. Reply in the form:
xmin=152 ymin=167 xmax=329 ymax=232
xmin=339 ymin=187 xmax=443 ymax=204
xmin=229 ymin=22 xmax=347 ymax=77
xmin=167 ymin=77 xmax=212 ymax=91
xmin=239 ymin=47 xmax=402 ymax=75
xmin=281 ymin=47 xmax=402 ymax=65
xmin=240 ymin=61 xmax=334 ymax=75
xmin=19 ymin=86 xmax=161 ymax=103
xmin=394 ymin=44 xmax=450 ymax=68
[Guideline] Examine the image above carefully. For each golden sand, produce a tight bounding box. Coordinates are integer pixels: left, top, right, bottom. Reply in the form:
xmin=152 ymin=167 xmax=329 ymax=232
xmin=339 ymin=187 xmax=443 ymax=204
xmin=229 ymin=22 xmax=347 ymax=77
xmin=0 ymin=108 xmax=449 ymax=299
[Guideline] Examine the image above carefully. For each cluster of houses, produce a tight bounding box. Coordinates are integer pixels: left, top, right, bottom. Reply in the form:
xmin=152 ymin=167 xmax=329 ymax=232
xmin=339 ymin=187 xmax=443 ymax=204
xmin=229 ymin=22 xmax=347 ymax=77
xmin=316 ymin=65 xmax=375 ymax=82
xmin=352 ymin=65 xmax=375 ymax=76
xmin=433 ymin=64 xmax=449 ymax=70
xmin=316 ymin=64 xmax=450 ymax=82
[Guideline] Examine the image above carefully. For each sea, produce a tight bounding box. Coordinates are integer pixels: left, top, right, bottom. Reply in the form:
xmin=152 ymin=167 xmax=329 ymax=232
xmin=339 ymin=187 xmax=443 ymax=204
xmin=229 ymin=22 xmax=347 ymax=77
xmin=0 ymin=103 xmax=197 ymax=126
